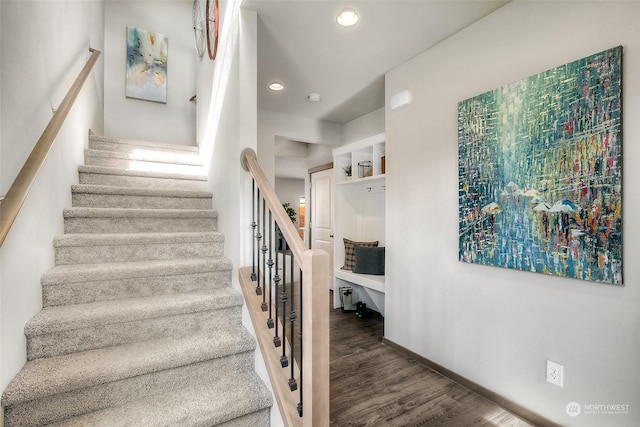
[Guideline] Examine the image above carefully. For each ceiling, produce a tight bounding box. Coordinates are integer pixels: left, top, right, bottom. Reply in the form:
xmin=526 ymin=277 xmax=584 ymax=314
xmin=242 ymin=0 xmax=509 ymax=125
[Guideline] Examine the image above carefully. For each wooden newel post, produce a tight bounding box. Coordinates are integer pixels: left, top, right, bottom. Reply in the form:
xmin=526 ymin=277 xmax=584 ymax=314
xmin=302 ymin=249 xmax=330 ymax=427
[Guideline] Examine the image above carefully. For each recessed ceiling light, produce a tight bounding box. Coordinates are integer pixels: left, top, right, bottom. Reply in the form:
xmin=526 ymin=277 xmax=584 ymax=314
xmin=337 ymin=8 xmax=359 ymax=27
xmin=269 ymin=82 xmax=284 ymax=91
xmin=307 ymin=93 xmax=321 ymax=102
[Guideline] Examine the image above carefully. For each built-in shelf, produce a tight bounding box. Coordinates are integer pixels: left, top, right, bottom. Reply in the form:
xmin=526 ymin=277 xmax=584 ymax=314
xmin=337 ymin=174 xmax=386 ymax=186
xmin=332 ymin=132 xmax=386 ymax=316
xmin=334 ymin=133 xmax=386 ymax=184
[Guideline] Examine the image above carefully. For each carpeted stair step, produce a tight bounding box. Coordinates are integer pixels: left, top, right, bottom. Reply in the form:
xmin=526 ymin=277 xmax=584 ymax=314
xmin=1 ymin=133 xmax=273 ymax=426
xmin=26 ymin=288 xmax=244 ymax=360
xmin=84 ymin=149 xmax=205 ymax=176
xmin=2 ymin=327 xmax=258 ymax=426
xmin=78 ymin=165 xmax=208 ymax=191
xmin=47 ymin=370 xmax=272 ymax=427
xmin=54 ymin=232 xmax=224 ymax=265
xmin=63 ymin=207 xmax=218 ymax=234
xmin=71 ymin=184 xmax=213 ymax=209
xmin=42 ymin=258 xmax=233 ymax=306
xmin=89 ymin=134 xmax=201 ymax=164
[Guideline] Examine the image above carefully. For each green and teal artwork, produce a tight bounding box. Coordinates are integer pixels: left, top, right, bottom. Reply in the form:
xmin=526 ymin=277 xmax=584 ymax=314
xmin=126 ymin=26 xmax=168 ymax=103
xmin=458 ymin=46 xmax=622 ymax=285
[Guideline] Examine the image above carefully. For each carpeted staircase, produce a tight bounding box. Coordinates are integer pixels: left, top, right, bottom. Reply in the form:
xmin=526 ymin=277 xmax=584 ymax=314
xmin=1 ymin=135 xmax=272 ymax=426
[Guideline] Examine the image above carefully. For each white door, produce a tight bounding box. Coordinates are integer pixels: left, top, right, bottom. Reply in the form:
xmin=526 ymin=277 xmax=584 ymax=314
xmin=310 ymin=168 xmax=334 ymax=290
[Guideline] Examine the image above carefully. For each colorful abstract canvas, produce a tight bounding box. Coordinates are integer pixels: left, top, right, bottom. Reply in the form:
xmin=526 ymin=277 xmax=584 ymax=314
xmin=126 ymin=27 xmax=168 ymax=103
xmin=458 ymin=46 xmax=622 ymax=285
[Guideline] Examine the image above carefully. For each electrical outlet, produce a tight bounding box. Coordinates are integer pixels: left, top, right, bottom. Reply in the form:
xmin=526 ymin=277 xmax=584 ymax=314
xmin=546 ymin=360 xmax=564 ymax=387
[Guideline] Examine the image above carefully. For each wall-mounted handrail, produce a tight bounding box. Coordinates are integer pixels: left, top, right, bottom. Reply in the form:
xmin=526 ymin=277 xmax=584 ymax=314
xmin=241 ymin=147 xmax=329 ymax=426
xmin=0 ymin=48 xmax=101 ymax=247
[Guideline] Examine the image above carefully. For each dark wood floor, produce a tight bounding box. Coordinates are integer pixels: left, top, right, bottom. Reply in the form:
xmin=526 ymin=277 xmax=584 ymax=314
xmin=329 ymin=301 xmax=533 ymax=427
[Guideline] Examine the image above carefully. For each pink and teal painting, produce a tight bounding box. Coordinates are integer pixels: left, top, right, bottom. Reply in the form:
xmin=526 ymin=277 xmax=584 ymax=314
xmin=458 ymin=46 xmax=622 ymax=285
xmin=126 ymin=26 xmax=168 ymax=103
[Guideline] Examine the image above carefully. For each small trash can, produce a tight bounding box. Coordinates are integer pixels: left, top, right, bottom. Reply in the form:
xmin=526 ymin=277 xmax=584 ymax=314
xmin=339 ymin=286 xmax=356 ymax=312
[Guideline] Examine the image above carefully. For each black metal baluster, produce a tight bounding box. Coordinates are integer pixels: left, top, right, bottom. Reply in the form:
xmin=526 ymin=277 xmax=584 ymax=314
xmin=267 ymin=210 xmax=275 ymax=328
xmin=250 ymin=180 xmax=257 ymax=281
xmin=297 ymin=268 xmax=303 ymax=417
xmin=273 ymin=223 xmax=281 ymax=347
xmin=261 ymin=199 xmax=268 ymax=310
xmin=288 ymin=251 xmax=298 ymax=392
xmin=280 ymin=238 xmax=289 ymax=368
xmin=255 ymin=189 xmax=263 ymax=295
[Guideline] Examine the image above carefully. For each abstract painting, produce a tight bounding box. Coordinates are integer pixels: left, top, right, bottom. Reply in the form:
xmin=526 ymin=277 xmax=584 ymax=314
xmin=126 ymin=26 xmax=168 ymax=103
xmin=458 ymin=46 xmax=622 ymax=285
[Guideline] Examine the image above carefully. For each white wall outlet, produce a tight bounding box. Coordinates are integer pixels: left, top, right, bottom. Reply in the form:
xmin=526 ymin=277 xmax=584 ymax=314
xmin=546 ymin=360 xmax=564 ymax=387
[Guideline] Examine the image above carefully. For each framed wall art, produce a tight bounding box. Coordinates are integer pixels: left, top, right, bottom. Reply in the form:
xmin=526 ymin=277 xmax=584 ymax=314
xmin=458 ymin=46 xmax=622 ymax=285
xmin=125 ymin=26 xmax=168 ymax=103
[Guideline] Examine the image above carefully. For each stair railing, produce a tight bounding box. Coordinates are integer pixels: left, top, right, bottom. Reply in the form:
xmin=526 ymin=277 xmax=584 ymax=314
xmin=240 ymin=148 xmax=329 ymax=427
xmin=0 ymin=48 xmax=101 ymax=247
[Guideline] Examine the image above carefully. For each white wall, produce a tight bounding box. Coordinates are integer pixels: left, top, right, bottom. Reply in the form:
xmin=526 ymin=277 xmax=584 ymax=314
xmin=104 ymin=1 xmax=196 ymax=145
xmin=0 ymin=2 xmax=3 ymax=196
xmin=196 ymin=2 xmax=283 ymax=425
xmin=257 ymin=109 xmax=342 ymax=185
xmin=259 ymin=107 xmax=383 ymax=183
xmin=198 ymin=0 xmax=247 ymax=269
xmin=342 ymin=107 xmax=384 ymax=144
xmin=385 ymin=2 xmax=639 ymax=426
xmin=0 ymin=0 xmax=105 ymax=392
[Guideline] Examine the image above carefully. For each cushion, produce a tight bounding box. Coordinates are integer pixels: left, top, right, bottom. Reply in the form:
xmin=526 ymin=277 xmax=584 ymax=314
xmin=353 ymin=246 xmax=385 ymax=275
xmin=342 ymin=238 xmax=378 ymax=271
